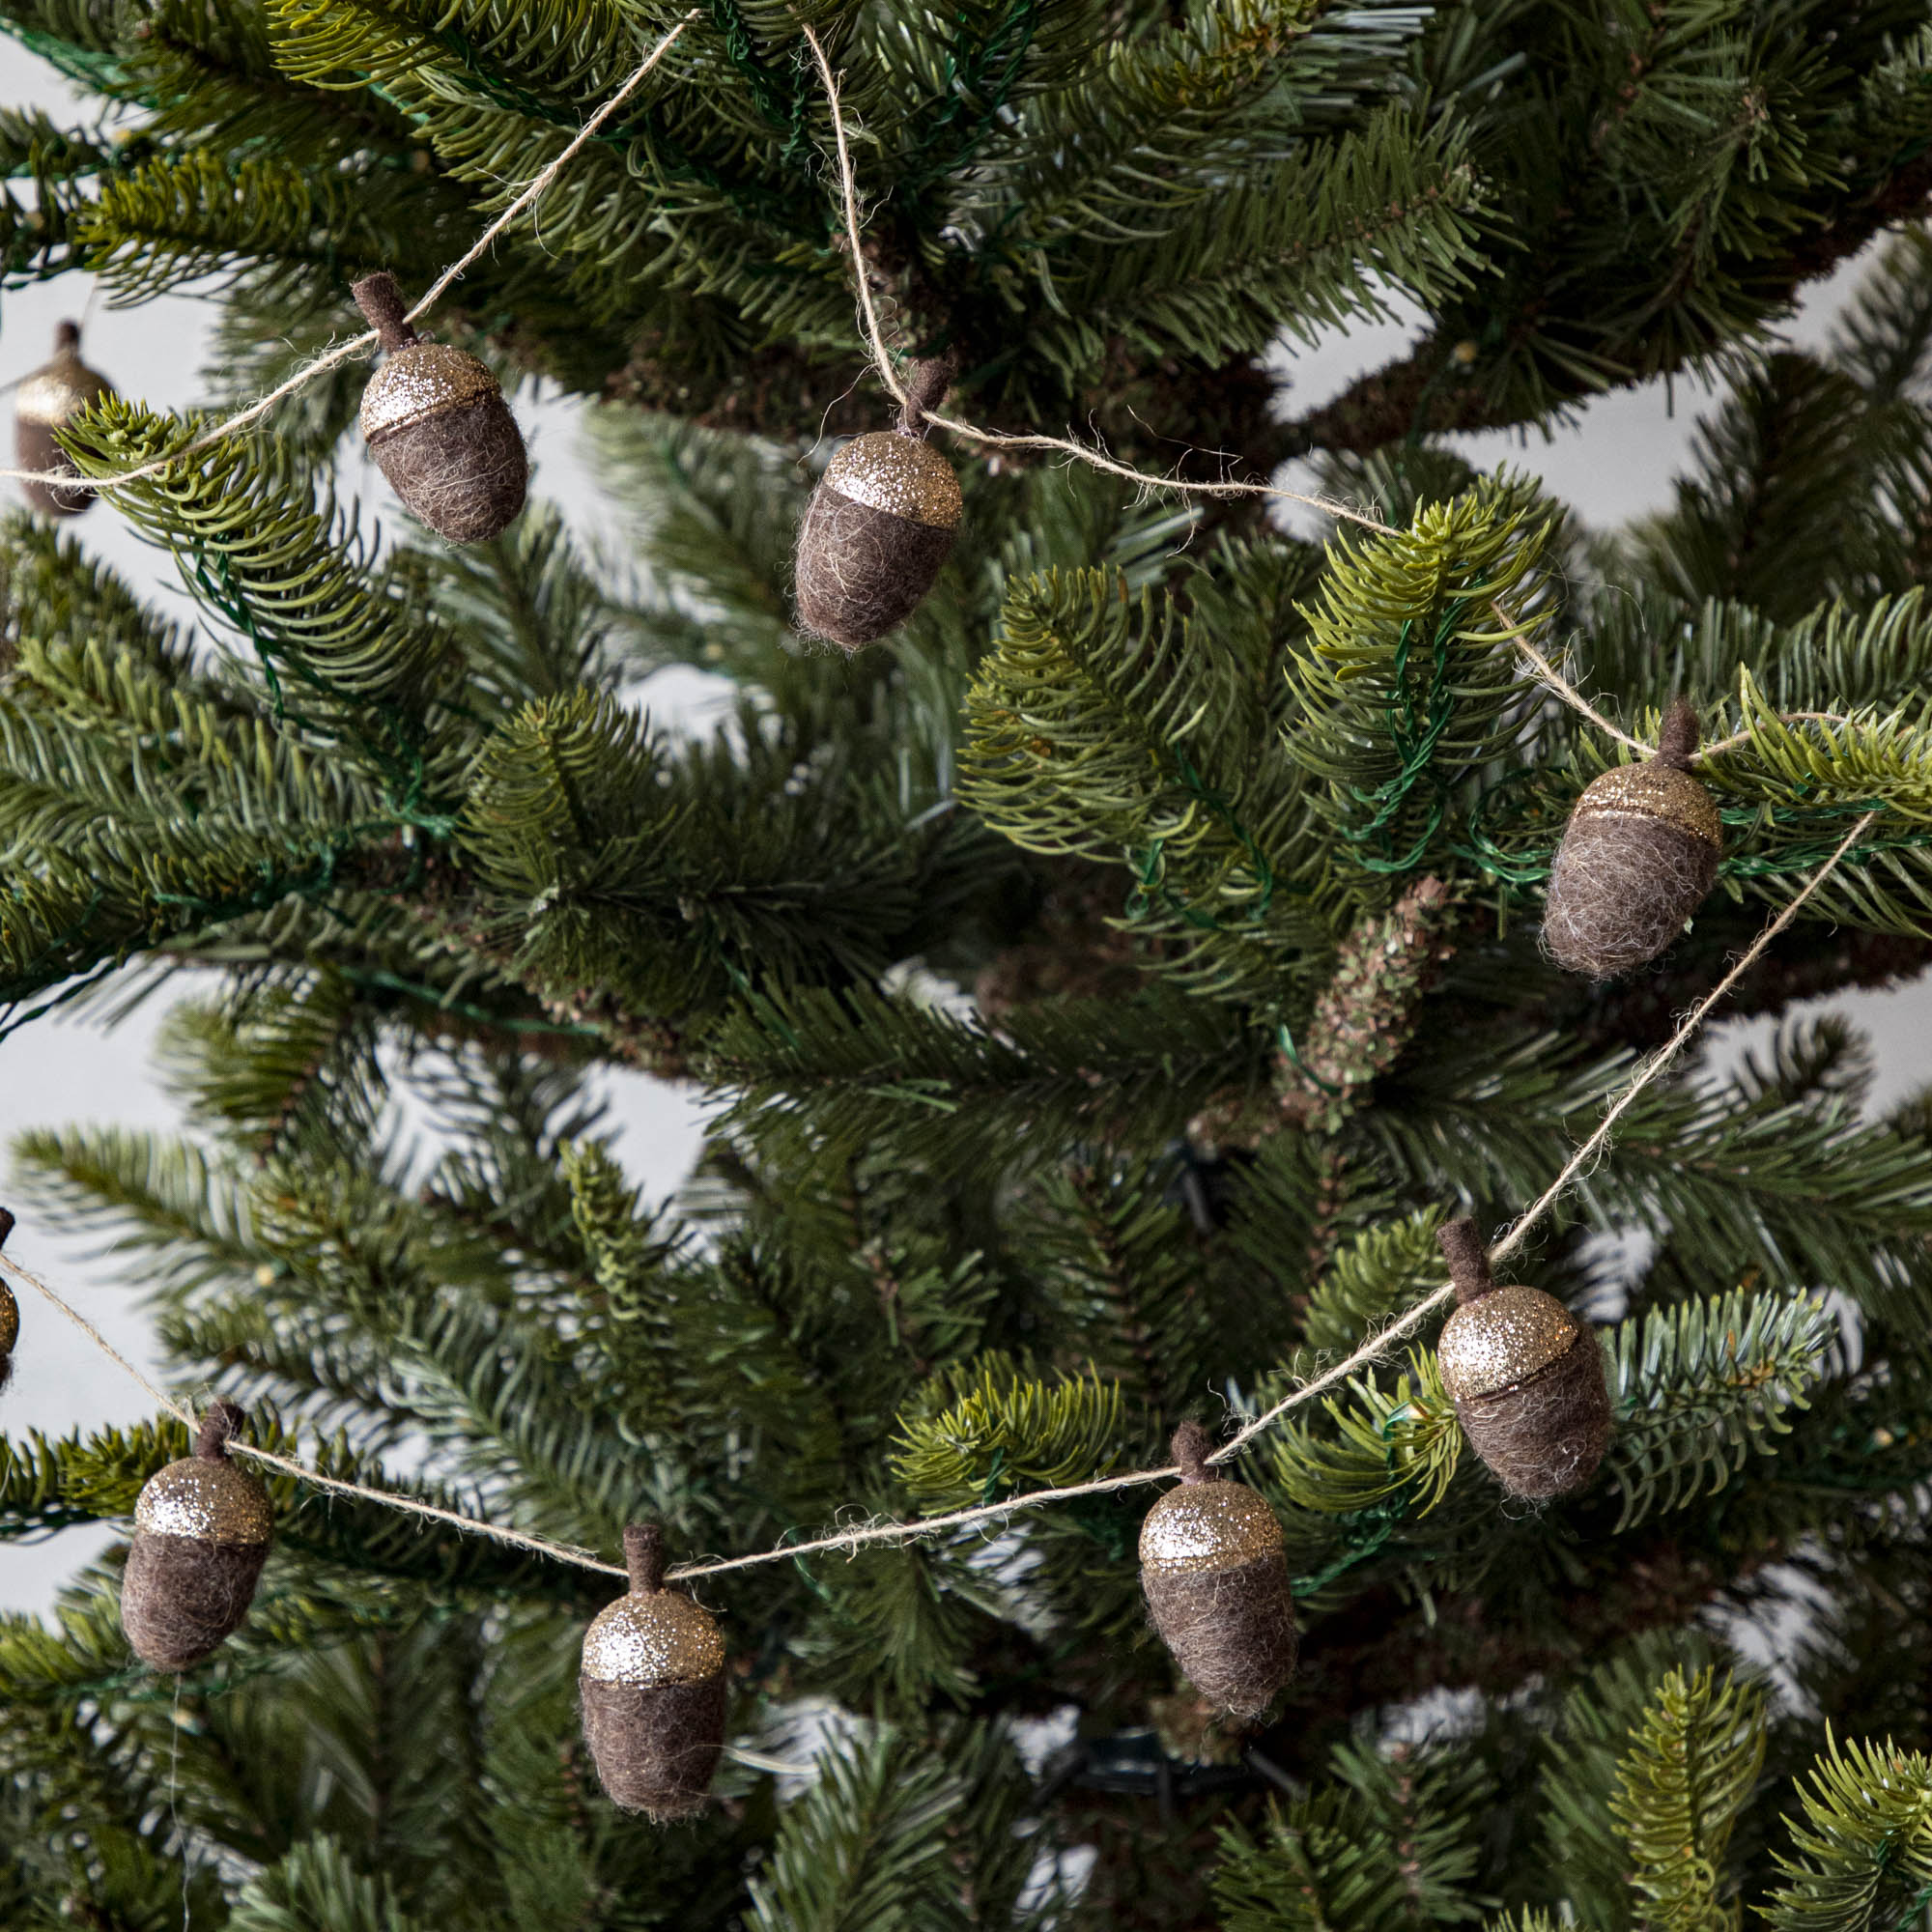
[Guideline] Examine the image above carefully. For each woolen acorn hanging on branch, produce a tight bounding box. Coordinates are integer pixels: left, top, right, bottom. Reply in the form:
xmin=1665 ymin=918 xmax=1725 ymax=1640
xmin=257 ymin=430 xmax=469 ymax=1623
xmin=351 ymin=271 xmax=527 ymax=545
xmin=794 ymin=358 xmax=962 ymax=649
xmin=122 ymin=1400 xmax=273 ymax=1670
xmin=580 ymin=1523 xmax=727 ymax=1820
xmin=14 ymin=321 xmax=115 ymax=519
xmin=0 ymin=1211 xmax=16 ymax=1395
xmin=1435 ymin=1220 xmax=1612 ymax=1500
xmin=1139 ymin=1422 xmax=1297 ymax=1719
xmin=1543 ymin=699 xmax=1721 ymax=979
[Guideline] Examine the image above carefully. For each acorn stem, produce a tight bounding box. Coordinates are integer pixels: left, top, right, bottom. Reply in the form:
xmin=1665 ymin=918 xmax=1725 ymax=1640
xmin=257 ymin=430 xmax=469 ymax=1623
xmin=1656 ymin=698 xmax=1700 ymax=772
xmin=896 ymin=354 xmax=957 ymax=437
xmin=1171 ymin=1420 xmax=1219 ymax=1486
xmin=623 ymin=1521 xmax=665 ymax=1595
xmin=351 ymin=272 xmax=418 ymax=354
xmin=194 ymin=1400 xmax=244 ymax=1462
xmin=52 ymin=320 xmax=80 ymax=354
xmin=1437 ymin=1218 xmax=1496 ymax=1305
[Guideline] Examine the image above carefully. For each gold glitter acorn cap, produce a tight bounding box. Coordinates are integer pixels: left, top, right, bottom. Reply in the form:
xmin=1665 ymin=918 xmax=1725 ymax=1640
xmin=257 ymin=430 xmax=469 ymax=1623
xmin=824 ymin=431 xmax=962 ymax=529
xmin=1437 ymin=1283 xmax=1579 ymax=1401
xmin=0 ymin=1278 xmax=15 ymax=1356
xmin=135 ymin=1455 xmax=273 ymax=1545
xmin=1572 ymin=761 xmax=1721 ymax=852
xmin=582 ymin=1523 xmax=726 ymax=1688
xmin=1141 ymin=1478 xmax=1283 ymax=1578
xmin=15 ymin=322 xmax=113 ymax=429
xmin=359 ymin=341 xmax=501 ymax=444
xmin=582 ymin=1589 xmax=725 ymax=1688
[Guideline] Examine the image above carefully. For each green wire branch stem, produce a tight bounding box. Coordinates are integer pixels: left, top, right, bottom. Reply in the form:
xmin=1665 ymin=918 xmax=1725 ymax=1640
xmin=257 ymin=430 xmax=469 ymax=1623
xmin=0 ymin=813 xmax=1874 ymax=1587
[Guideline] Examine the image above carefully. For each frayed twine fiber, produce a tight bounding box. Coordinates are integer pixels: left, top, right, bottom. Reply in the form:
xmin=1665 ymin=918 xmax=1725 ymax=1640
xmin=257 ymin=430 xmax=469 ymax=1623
xmin=1140 ymin=1423 xmax=1297 ymax=1719
xmin=1544 ymin=699 xmax=1720 ymax=979
xmin=1436 ymin=1220 xmax=1611 ymax=1500
xmin=352 ymin=272 xmax=526 ymax=545
xmin=122 ymin=1401 xmax=272 ymax=1672
xmin=580 ymin=1524 xmax=727 ymax=1819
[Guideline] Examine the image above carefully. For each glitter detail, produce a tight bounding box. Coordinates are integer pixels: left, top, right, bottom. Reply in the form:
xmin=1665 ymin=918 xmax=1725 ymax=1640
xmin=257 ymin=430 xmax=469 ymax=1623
xmin=1573 ymin=763 xmax=1721 ymax=850
xmin=0 ymin=1280 xmax=14 ymax=1355
xmin=1437 ymin=1284 xmax=1579 ymax=1401
xmin=15 ymin=353 xmax=112 ymax=429
xmin=824 ymin=432 xmax=962 ymax=529
xmin=134 ymin=1457 xmax=273 ymax=1545
xmin=582 ymin=1590 xmax=725 ymax=1687
xmin=360 ymin=343 xmax=502 ymax=443
xmin=1139 ymin=1481 xmax=1283 ymax=1577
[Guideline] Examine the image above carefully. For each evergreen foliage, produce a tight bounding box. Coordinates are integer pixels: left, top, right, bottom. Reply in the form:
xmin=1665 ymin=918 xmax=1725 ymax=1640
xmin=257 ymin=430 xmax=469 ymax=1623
xmin=3 ymin=0 xmax=1932 ymax=1923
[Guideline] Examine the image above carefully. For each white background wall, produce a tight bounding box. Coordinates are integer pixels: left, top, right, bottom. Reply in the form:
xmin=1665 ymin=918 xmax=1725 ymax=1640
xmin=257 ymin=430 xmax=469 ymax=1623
xmin=0 ymin=38 xmax=1925 ymax=1616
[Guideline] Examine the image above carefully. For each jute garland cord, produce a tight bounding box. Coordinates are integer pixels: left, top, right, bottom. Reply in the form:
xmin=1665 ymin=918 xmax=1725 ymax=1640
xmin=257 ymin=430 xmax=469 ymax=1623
xmin=0 ymin=810 xmax=1874 ymax=1586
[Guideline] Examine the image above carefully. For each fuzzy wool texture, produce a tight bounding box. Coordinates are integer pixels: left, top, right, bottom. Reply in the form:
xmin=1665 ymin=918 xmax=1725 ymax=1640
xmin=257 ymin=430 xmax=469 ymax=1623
xmin=1543 ymin=813 xmax=1719 ymax=978
xmin=1455 ymin=1329 xmax=1613 ymax=1499
xmin=15 ymin=416 xmax=92 ymax=518
xmin=1142 ymin=1550 xmax=1299 ymax=1719
xmin=794 ymin=488 xmax=955 ymax=648
xmin=121 ymin=1531 xmax=270 ymax=1670
xmin=369 ymin=392 xmax=527 ymax=545
xmin=579 ymin=1672 xmax=727 ymax=1819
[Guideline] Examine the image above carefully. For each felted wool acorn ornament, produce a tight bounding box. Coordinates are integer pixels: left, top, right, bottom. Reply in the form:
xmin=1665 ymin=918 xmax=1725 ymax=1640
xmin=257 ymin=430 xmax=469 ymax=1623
xmin=580 ymin=1523 xmax=727 ymax=1819
xmin=14 ymin=321 xmax=114 ymax=518
xmin=122 ymin=1400 xmax=272 ymax=1670
xmin=1435 ymin=1220 xmax=1612 ymax=1500
xmin=351 ymin=271 xmax=526 ymax=545
xmin=794 ymin=359 xmax=962 ymax=649
xmin=0 ymin=1211 xmax=16 ymax=1394
xmin=1543 ymin=699 xmax=1721 ymax=979
xmin=1139 ymin=1422 xmax=1297 ymax=1719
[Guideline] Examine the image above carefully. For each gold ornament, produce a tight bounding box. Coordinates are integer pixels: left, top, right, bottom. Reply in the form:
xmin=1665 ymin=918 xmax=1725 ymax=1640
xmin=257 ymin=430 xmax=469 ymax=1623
xmin=358 ymin=341 xmax=504 ymax=444
xmin=1436 ymin=1282 xmax=1579 ymax=1401
xmin=1139 ymin=1478 xmax=1284 ymax=1577
xmin=134 ymin=1455 xmax=274 ymax=1546
xmin=14 ymin=321 xmax=114 ymax=519
xmin=582 ymin=1588 xmax=725 ymax=1688
xmin=821 ymin=431 xmax=963 ymax=528
xmin=1569 ymin=762 xmax=1721 ymax=851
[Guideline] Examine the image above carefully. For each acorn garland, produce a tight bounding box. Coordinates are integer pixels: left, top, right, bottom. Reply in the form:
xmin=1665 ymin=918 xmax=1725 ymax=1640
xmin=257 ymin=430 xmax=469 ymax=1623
xmin=122 ymin=1401 xmax=273 ymax=1671
xmin=795 ymin=359 xmax=961 ymax=649
xmin=1435 ymin=1221 xmax=1612 ymax=1499
xmin=351 ymin=272 xmax=527 ymax=545
xmin=1543 ymin=700 xmax=1721 ymax=979
xmin=1139 ymin=1423 xmax=1297 ymax=1719
xmin=580 ymin=1523 xmax=727 ymax=1820
xmin=14 ymin=321 xmax=115 ymax=519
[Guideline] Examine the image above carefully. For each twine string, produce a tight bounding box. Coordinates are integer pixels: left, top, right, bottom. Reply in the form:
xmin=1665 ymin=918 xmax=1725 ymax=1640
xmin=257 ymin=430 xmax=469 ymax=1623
xmin=0 ymin=14 xmax=699 ymax=497
xmin=0 ymin=814 xmax=1872 ymax=1583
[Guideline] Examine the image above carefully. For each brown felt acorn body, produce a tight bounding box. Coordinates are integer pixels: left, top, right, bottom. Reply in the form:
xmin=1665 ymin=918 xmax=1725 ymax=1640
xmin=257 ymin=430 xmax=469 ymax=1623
xmin=1543 ymin=700 xmax=1721 ymax=979
xmin=0 ymin=1211 xmax=16 ymax=1395
xmin=795 ymin=359 xmax=962 ymax=649
xmin=122 ymin=1401 xmax=272 ymax=1670
xmin=352 ymin=272 xmax=526 ymax=545
xmin=14 ymin=322 xmax=114 ymax=518
xmin=1139 ymin=1423 xmax=1297 ymax=1719
xmin=580 ymin=1523 xmax=726 ymax=1820
xmin=1435 ymin=1221 xmax=1612 ymax=1500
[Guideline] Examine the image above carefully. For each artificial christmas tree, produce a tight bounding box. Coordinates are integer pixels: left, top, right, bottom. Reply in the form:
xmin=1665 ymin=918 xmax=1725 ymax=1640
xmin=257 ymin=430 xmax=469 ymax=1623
xmin=6 ymin=0 xmax=1932 ymax=1926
